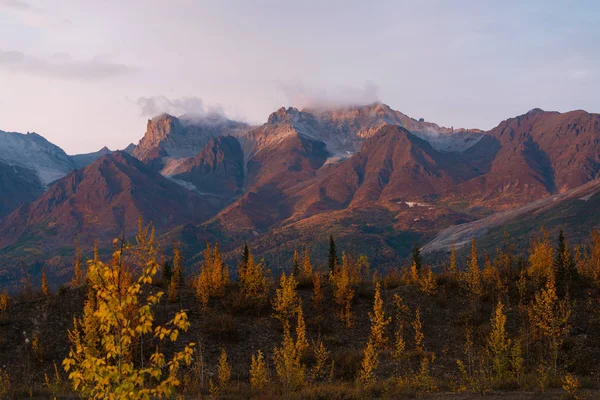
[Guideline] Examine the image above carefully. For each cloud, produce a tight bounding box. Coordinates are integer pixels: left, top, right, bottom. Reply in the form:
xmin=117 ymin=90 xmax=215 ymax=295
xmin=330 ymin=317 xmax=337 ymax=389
xmin=0 ymin=0 xmax=70 ymax=28
xmin=0 ymin=50 xmax=135 ymax=81
xmin=136 ymin=96 xmax=226 ymax=119
xmin=277 ymin=81 xmax=380 ymax=109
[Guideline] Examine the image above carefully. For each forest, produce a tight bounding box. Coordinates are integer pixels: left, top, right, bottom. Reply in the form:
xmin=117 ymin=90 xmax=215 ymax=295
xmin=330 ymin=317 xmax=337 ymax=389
xmin=0 ymin=221 xmax=599 ymax=399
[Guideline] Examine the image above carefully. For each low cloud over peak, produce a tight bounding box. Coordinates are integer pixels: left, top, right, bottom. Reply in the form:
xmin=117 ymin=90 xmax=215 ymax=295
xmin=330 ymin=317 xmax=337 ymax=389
xmin=277 ymin=81 xmax=380 ymax=110
xmin=136 ymin=96 xmax=227 ymax=120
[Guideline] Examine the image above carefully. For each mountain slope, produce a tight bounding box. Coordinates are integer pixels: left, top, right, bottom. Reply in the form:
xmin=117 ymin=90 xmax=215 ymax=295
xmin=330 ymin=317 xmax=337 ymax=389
xmin=132 ymin=113 xmax=250 ymax=163
xmin=71 ymin=146 xmax=113 ymax=169
xmin=0 ymin=161 xmax=44 ymax=218
xmin=0 ymin=152 xmax=220 ymax=266
xmin=167 ymin=136 xmax=245 ymax=198
xmin=446 ymin=109 xmax=600 ymax=209
xmin=422 ymin=178 xmax=600 ymax=254
xmin=0 ymin=130 xmax=74 ymax=186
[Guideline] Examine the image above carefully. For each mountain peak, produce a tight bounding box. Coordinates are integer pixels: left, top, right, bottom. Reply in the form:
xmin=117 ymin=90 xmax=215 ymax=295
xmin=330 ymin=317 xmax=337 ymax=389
xmin=267 ymin=107 xmax=301 ymax=124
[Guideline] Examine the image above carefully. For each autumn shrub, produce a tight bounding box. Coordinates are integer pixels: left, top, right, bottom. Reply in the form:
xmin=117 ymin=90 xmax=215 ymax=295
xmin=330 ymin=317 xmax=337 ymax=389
xmin=63 ymin=237 xmax=195 ymax=398
xmin=0 ymin=368 xmax=11 ymax=398
xmin=272 ymin=272 xmax=300 ymax=330
xmin=330 ymin=257 xmax=355 ymax=328
xmin=250 ymin=349 xmax=270 ymax=391
xmin=238 ymin=252 xmax=271 ymax=310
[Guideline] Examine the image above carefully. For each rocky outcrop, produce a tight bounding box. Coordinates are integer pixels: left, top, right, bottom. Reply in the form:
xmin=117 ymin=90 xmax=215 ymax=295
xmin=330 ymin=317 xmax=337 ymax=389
xmin=132 ymin=113 xmax=250 ymax=163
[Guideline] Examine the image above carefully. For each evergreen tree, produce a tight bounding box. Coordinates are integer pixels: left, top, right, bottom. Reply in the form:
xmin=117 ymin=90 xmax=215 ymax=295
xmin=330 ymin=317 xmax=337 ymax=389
xmin=412 ymin=244 xmax=423 ymax=272
xmin=328 ymin=235 xmax=338 ymax=273
xmin=238 ymin=242 xmax=250 ymax=279
xmin=553 ymin=229 xmax=567 ymax=274
xmin=162 ymin=261 xmax=173 ymax=285
xmin=553 ymin=229 xmax=579 ymax=295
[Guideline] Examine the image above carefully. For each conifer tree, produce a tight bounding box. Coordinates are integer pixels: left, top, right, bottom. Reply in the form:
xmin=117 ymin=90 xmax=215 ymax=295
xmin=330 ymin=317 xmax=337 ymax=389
xmin=392 ymin=293 xmax=408 ymax=359
xmin=0 ymin=290 xmax=9 ymax=313
xmin=328 ymin=235 xmax=338 ymax=273
xmin=172 ymin=241 xmax=184 ymax=286
xmin=194 ymin=241 xmax=229 ymax=308
xmin=292 ymin=249 xmax=300 ymax=276
xmin=553 ymin=229 xmax=578 ymax=295
xmin=273 ymin=326 xmax=305 ymax=392
xmin=464 ymin=238 xmax=482 ymax=298
xmin=41 ymin=267 xmax=49 ymax=296
xmin=528 ymin=229 xmax=554 ymax=284
xmin=238 ymin=242 xmax=250 ymax=279
xmin=211 ymin=242 xmax=228 ymax=295
xmin=312 ymin=271 xmax=324 ymax=310
xmin=369 ymin=282 xmax=391 ymax=349
xmin=302 ymin=247 xmax=313 ymax=278
xmin=239 ymin=251 xmax=270 ymax=309
xmin=357 ymin=339 xmax=378 ymax=386
xmin=72 ymin=238 xmax=84 ymax=287
xmin=413 ymin=308 xmax=425 ymax=353
xmin=529 ymin=278 xmax=571 ymax=376
xmin=161 ymin=261 xmax=173 ymax=286
xmin=272 ymin=272 xmax=300 ymax=330
xmin=331 ymin=254 xmax=354 ymax=328
xmin=412 ymin=244 xmax=423 ymax=272
xmin=168 ymin=242 xmax=183 ymax=303
xmin=295 ymin=305 xmax=309 ymax=355
xmin=419 ymin=266 xmax=438 ymax=296
xmin=250 ymin=350 xmax=269 ymax=391
xmin=311 ymin=339 xmax=330 ymax=381
xmin=448 ymin=243 xmax=458 ymax=277
xmin=217 ymin=348 xmax=231 ymax=388
xmin=488 ymin=300 xmax=510 ymax=379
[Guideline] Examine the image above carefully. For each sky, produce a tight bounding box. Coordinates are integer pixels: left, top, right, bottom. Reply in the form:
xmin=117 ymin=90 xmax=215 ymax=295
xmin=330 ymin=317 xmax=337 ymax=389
xmin=0 ymin=0 xmax=599 ymax=154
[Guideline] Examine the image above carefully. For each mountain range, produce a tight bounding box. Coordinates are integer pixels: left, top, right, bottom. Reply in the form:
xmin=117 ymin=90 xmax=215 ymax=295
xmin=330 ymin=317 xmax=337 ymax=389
xmin=1 ymin=103 xmax=599 ymax=286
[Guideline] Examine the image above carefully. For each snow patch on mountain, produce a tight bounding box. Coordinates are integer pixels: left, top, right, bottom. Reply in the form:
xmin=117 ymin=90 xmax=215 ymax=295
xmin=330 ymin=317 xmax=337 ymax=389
xmin=0 ymin=130 xmax=74 ymax=186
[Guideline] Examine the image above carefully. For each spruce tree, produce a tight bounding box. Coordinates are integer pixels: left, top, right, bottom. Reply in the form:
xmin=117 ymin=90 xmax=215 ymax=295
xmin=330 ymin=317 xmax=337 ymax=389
xmin=412 ymin=244 xmax=423 ymax=272
xmin=162 ymin=261 xmax=173 ymax=285
xmin=553 ymin=229 xmax=578 ymax=296
xmin=328 ymin=235 xmax=338 ymax=273
xmin=239 ymin=242 xmax=250 ymax=279
xmin=553 ymin=229 xmax=566 ymax=275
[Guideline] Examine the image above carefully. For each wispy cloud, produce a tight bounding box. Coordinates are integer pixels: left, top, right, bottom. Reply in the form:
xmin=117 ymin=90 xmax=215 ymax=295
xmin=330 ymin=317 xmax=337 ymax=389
xmin=0 ymin=50 xmax=135 ymax=81
xmin=136 ymin=96 xmax=225 ymax=118
xmin=277 ymin=81 xmax=380 ymax=109
xmin=0 ymin=0 xmax=70 ymax=28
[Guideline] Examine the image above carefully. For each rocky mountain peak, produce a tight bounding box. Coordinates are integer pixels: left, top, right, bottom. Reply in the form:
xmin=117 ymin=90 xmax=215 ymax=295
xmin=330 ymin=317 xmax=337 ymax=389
xmin=267 ymin=107 xmax=301 ymax=124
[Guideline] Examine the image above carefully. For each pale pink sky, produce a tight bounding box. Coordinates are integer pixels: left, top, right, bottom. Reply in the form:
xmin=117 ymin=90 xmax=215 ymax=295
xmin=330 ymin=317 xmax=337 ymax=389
xmin=0 ymin=0 xmax=598 ymax=154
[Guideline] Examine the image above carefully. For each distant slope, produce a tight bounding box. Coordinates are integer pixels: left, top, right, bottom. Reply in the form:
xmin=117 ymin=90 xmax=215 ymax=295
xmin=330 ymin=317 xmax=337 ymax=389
xmin=0 ymin=161 xmax=43 ymax=218
xmin=445 ymin=109 xmax=600 ymax=209
xmin=422 ymin=178 xmax=600 ymax=253
xmin=71 ymin=146 xmax=113 ymax=169
xmin=0 ymin=130 xmax=74 ymax=186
